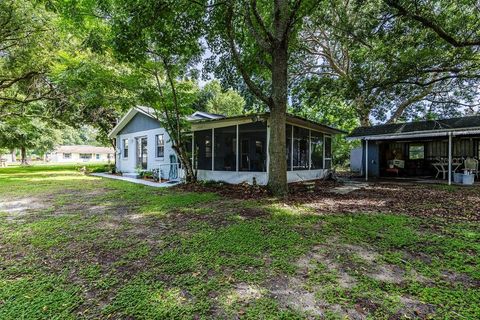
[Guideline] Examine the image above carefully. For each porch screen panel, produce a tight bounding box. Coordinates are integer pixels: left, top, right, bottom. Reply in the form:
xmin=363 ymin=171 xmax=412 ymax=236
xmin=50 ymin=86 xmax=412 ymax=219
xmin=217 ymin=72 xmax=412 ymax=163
xmin=214 ymin=126 xmax=236 ymax=171
xmin=194 ymin=129 xmax=212 ymax=170
xmin=238 ymin=122 xmax=267 ymax=172
xmin=324 ymin=136 xmax=332 ymax=169
xmin=286 ymin=125 xmax=292 ymax=170
xmin=311 ymin=130 xmax=324 ymax=169
xmin=293 ymin=126 xmax=309 ymax=170
xmin=454 ymin=139 xmax=474 ymax=158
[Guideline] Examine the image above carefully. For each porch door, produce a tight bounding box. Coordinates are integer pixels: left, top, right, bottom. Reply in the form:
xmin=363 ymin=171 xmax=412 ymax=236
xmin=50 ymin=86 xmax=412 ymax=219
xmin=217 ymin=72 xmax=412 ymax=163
xmin=136 ymin=137 xmax=148 ymax=170
xmin=240 ymin=139 xmax=250 ymax=170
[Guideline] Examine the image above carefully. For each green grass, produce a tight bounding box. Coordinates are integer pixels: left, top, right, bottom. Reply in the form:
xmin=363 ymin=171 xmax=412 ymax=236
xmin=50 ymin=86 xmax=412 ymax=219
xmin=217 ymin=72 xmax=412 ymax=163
xmin=0 ymin=164 xmax=479 ymax=319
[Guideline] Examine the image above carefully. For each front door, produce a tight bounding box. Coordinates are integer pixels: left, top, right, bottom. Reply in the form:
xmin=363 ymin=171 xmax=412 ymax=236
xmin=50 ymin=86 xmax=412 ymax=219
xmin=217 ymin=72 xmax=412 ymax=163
xmin=136 ymin=137 xmax=148 ymax=170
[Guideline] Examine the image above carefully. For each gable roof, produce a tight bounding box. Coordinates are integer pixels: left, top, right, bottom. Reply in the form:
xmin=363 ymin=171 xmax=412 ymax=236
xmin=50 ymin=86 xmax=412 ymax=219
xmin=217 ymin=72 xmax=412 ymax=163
xmin=349 ymin=116 xmax=480 ymax=140
xmin=108 ymin=108 xmax=226 ymax=138
xmin=53 ymin=145 xmax=114 ymax=154
xmin=187 ymin=111 xmax=225 ymax=120
xmin=108 ymin=107 xmax=160 ymax=139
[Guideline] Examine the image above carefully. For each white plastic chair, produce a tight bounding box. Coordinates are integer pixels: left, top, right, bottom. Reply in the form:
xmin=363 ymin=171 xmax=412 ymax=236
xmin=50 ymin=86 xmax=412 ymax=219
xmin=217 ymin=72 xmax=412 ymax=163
xmin=464 ymin=158 xmax=479 ymax=179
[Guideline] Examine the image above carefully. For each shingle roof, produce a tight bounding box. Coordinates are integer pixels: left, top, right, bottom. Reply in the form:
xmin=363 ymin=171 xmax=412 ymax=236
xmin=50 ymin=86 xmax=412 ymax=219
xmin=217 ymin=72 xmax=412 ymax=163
xmin=187 ymin=111 xmax=226 ymax=121
xmin=53 ymin=145 xmax=114 ymax=154
xmin=349 ymin=116 xmax=480 ymax=138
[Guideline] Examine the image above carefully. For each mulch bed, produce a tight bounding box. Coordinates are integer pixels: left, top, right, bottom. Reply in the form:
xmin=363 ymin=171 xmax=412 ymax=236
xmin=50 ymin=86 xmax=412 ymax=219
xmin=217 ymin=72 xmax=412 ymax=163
xmin=175 ymin=179 xmax=480 ymax=221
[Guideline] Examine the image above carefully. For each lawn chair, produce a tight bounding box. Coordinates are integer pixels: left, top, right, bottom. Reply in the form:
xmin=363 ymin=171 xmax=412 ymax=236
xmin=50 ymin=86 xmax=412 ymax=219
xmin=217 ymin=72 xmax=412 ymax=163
xmin=464 ymin=158 xmax=479 ymax=179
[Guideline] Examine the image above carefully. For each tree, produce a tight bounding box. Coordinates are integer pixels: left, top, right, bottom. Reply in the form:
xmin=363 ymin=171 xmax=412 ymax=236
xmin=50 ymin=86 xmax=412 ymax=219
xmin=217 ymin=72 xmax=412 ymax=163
xmin=0 ymin=117 xmax=60 ymax=164
xmin=292 ymin=84 xmax=359 ymax=166
xmin=385 ymin=0 xmax=480 ymax=48
xmin=195 ymin=81 xmax=245 ymax=116
xmin=0 ymin=0 xmax=62 ymax=117
xmin=205 ymin=0 xmax=319 ymax=196
xmin=294 ymin=0 xmax=479 ymax=126
xmin=97 ymin=0 xmax=206 ymax=183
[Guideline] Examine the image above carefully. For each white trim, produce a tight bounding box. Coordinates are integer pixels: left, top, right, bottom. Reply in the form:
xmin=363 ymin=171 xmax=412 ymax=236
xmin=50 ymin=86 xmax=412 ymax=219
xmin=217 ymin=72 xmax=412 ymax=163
xmin=191 ymin=134 xmax=195 ymax=170
xmin=108 ymin=107 xmax=159 ymax=139
xmin=365 ymin=139 xmax=369 ymax=182
xmin=211 ymin=128 xmax=215 ymax=171
xmin=155 ymin=133 xmax=165 ymax=159
xmin=448 ymin=133 xmax=452 ymax=185
xmin=309 ymin=129 xmax=312 ymax=170
xmin=236 ymin=124 xmax=239 ymax=172
xmin=290 ymin=125 xmax=294 ymax=171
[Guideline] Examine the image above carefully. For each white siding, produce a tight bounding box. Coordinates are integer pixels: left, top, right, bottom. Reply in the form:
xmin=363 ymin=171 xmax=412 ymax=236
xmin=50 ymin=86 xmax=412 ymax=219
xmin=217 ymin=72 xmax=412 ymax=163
xmin=196 ymin=169 xmax=327 ymax=185
xmin=50 ymin=153 xmax=113 ymax=163
xmin=116 ymin=127 xmax=175 ymax=173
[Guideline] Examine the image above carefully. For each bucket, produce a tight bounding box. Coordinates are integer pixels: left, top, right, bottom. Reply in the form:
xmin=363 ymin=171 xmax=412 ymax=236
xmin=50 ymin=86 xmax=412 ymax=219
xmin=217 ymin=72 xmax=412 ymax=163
xmin=454 ymin=173 xmax=463 ymax=184
xmin=462 ymin=174 xmax=475 ymax=185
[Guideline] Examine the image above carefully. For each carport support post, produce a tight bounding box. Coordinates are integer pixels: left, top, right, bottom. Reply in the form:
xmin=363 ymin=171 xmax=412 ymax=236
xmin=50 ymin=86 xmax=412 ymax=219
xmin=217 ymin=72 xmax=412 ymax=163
xmin=448 ymin=133 xmax=452 ymax=185
xmin=365 ymin=139 xmax=369 ymax=181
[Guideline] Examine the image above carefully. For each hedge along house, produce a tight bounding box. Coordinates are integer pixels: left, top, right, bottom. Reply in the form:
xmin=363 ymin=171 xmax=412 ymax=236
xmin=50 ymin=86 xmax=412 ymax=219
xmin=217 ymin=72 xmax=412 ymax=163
xmin=348 ymin=116 xmax=480 ymax=185
xmin=108 ymin=107 xmax=344 ymax=184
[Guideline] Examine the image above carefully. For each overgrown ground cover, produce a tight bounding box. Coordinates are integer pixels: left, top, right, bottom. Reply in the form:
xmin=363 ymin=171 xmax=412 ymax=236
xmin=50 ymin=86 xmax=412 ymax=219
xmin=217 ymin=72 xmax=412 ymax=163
xmin=0 ymin=165 xmax=479 ymax=319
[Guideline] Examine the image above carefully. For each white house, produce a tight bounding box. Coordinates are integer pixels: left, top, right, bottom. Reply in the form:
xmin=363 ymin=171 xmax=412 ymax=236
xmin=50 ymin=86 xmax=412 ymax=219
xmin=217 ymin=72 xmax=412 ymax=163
xmin=108 ymin=107 xmax=344 ymax=184
xmin=48 ymin=145 xmax=114 ymax=163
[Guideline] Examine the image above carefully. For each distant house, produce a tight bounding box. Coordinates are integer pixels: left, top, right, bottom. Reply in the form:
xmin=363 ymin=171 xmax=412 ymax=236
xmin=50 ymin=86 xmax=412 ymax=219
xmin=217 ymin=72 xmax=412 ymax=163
xmin=48 ymin=145 xmax=114 ymax=163
xmin=108 ymin=107 xmax=344 ymax=184
xmin=348 ymin=116 xmax=480 ymax=184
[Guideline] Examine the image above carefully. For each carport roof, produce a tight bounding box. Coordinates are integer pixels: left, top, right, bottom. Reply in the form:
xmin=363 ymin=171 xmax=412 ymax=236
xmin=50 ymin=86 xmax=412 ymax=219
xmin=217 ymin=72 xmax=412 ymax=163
xmin=349 ymin=116 xmax=480 ymax=139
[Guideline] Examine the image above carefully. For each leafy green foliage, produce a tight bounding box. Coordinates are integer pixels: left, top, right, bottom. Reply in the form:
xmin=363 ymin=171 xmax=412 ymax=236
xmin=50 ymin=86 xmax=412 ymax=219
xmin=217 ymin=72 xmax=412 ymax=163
xmin=195 ymin=80 xmax=246 ymax=116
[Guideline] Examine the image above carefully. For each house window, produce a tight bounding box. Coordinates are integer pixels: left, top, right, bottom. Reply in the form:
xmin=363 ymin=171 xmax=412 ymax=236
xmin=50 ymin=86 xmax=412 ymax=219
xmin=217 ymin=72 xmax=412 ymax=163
xmin=214 ymin=126 xmax=236 ymax=171
xmin=63 ymin=153 xmax=71 ymax=159
xmin=194 ymin=129 xmax=213 ymax=170
xmin=96 ymin=154 xmax=100 ymax=160
xmin=80 ymin=153 xmax=92 ymax=160
xmin=409 ymin=144 xmax=425 ymax=160
xmin=123 ymin=139 xmax=129 ymax=158
xmin=311 ymin=130 xmax=324 ymax=169
xmin=293 ymin=126 xmax=309 ymax=170
xmin=156 ymin=134 xmax=165 ymax=158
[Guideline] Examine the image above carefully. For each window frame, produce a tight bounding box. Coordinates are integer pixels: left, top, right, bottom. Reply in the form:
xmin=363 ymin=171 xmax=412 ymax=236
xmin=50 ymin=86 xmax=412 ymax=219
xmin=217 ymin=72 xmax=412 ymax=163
xmin=123 ymin=139 xmax=129 ymax=159
xmin=156 ymin=134 xmax=165 ymax=158
xmin=63 ymin=153 xmax=71 ymax=159
xmin=409 ymin=143 xmax=425 ymax=160
xmin=79 ymin=153 xmax=92 ymax=160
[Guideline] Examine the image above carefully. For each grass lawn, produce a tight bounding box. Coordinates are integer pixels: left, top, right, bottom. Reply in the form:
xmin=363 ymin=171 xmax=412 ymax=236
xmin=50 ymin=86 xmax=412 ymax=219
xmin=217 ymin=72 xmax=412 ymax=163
xmin=0 ymin=165 xmax=479 ymax=319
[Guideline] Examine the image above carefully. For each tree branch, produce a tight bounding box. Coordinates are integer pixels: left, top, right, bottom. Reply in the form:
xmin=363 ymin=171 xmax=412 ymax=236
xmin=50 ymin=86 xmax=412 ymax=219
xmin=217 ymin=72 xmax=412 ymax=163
xmin=385 ymin=0 xmax=480 ymax=47
xmin=225 ymin=4 xmax=272 ymax=106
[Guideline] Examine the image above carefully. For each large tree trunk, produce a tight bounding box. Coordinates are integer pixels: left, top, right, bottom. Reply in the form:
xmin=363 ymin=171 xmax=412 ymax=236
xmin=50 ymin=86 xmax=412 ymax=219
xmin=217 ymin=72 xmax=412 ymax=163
xmin=174 ymin=144 xmax=196 ymax=184
xmin=10 ymin=149 xmax=16 ymax=162
xmin=20 ymin=146 xmax=27 ymax=165
xmin=268 ymin=41 xmax=288 ymax=196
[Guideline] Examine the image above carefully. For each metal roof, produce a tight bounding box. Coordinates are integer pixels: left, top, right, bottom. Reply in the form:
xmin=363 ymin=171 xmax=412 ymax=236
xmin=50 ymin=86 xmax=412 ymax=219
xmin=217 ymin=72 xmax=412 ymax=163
xmin=348 ymin=116 xmax=480 ymax=140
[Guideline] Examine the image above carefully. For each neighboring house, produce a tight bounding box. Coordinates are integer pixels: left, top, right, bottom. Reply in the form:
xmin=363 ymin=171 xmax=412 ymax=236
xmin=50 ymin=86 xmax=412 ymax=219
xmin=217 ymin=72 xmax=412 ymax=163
xmin=108 ymin=107 xmax=344 ymax=184
xmin=348 ymin=116 xmax=480 ymax=183
xmin=48 ymin=145 xmax=114 ymax=163
xmin=0 ymin=152 xmax=15 ymax=163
